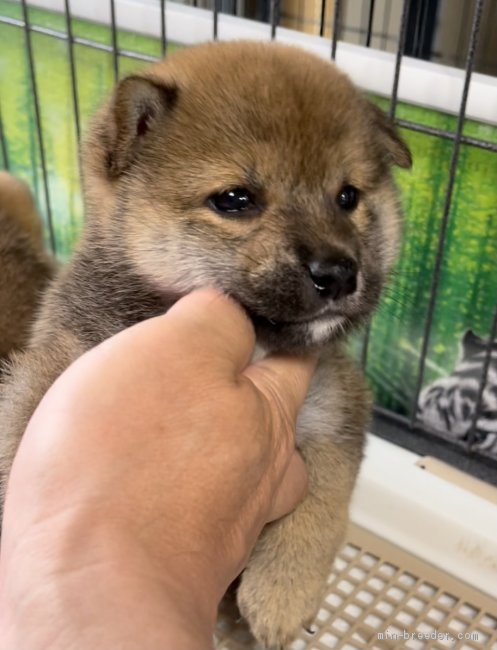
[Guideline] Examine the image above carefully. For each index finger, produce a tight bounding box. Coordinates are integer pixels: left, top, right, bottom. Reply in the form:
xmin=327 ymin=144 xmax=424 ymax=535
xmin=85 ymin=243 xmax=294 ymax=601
xmin=243 ymin=352 xmax=318 ymax=424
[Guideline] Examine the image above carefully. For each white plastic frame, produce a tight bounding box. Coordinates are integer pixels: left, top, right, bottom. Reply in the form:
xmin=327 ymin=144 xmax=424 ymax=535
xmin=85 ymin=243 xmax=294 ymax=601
xmin=352 ymin=435 xmax=497 ymax=599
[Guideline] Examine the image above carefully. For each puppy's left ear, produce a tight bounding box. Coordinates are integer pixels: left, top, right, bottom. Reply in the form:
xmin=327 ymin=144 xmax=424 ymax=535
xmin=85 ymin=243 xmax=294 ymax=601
xmin=368 ymin=102 xmax=412 ymax=169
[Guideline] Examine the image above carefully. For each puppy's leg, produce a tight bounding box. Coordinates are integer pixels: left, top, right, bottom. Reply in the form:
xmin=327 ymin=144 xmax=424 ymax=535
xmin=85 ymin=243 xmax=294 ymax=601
xmin=237 ymin=434 xmax=362 ymax=648
xmin=237 ymin=354 xmax=368 ymax=648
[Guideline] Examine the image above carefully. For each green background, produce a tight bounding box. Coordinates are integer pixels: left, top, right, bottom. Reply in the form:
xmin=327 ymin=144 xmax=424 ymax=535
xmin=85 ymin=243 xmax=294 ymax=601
xmin=1 ymin=0 xmax=496 ymax=419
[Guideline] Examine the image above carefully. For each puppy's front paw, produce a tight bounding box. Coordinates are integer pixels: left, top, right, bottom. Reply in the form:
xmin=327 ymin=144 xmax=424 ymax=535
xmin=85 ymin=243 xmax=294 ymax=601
xmin=237 ymin=562 xmax=323 ymax=648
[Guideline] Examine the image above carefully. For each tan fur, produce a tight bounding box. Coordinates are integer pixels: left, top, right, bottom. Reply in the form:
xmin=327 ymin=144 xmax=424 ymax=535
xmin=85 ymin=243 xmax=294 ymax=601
xmin=0 ymin=173 xmax=54 ymax=363
xmin=0 ymin=43 xmax=410 ymax=647
xmin=0 ymin=172 xmax=45 ymax=246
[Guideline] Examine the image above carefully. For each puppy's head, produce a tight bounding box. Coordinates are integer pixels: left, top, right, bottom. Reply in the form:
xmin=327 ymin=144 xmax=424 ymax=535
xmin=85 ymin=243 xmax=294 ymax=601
xmin=83 ymin=42 xmax=411 ymax=351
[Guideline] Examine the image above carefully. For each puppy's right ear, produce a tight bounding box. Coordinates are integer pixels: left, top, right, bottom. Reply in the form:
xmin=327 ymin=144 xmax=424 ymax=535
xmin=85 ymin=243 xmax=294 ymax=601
xmin=106 ymin=75 xmax=178 ymax=177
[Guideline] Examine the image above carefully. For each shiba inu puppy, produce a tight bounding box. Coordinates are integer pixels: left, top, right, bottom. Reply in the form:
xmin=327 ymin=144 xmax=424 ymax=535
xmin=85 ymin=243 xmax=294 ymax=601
xmin=0 ymin=42 xmax=410 ymax=647
xmin=0 ymin=172 xmax=53 ymax=364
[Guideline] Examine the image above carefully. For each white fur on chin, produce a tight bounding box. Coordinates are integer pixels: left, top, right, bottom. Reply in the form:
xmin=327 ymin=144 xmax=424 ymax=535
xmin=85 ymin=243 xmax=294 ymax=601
xmin=307 ymin=316 xmax=347 ymax=345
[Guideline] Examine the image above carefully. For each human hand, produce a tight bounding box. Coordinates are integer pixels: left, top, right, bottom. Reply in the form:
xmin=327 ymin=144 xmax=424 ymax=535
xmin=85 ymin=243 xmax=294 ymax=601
xmin=0 ymin=289 xmax=316 ymax=650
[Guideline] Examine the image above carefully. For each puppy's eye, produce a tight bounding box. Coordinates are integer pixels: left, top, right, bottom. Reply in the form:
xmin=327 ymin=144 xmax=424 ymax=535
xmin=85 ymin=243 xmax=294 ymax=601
xmin=208 ymin=188 xmax=257 ymax=215
xmin=336 ymin=185 xmax=359 ymax=212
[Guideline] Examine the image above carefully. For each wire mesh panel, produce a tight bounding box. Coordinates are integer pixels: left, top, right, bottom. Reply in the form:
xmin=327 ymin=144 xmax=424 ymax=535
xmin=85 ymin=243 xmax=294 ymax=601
xmin=0 ymin=0 xmax=496 ymax=483
xmin=411 ymin=0 xmax=484 ymax=421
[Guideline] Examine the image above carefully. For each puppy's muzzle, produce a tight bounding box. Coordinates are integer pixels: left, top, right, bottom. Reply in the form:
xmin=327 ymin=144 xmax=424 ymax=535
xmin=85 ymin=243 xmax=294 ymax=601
xmin=305 ymin=255 xmax=358 ymax=301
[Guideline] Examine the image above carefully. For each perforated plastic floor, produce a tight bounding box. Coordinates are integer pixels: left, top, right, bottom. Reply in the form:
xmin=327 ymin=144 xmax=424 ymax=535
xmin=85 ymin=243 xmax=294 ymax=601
xmin=216 ymin=524 xmax=497 ymax=650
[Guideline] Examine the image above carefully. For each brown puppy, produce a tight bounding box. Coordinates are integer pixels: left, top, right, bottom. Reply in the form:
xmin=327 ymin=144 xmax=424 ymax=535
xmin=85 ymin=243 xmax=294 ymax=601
xmin=0 ymin=172 xmax=54 ymax=364
xmin=0 ymin=42 xmax=410 ymax=647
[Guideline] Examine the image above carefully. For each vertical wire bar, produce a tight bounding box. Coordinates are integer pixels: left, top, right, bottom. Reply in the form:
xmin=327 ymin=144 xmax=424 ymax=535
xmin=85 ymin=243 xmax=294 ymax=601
xmin=160 ymin=0 xmax=167 ymax=57
xmin=319 ymin=0 xmax=327 ymax=37
xmin=410 ymin=0 xmax=485 ymax=428
xmin=411 ymin=0 xmax=423 ymax=57
xmin=20 ymin=0 xmax=56 ymax=253
xmin=0 ymin=106 xmax=9 ymax=170
xmin=361 ymin=0 xmax=411 ymax=369
xmin=63 ymin=0 xmax=81 ymax=143
xmin=110 ymin=0 xmax=119 ymax=81
xmin=389 ymin=0 xmax=411 ymax=119
xmin=213 ymin=0 xmax=219 ymax=41
xmin=365 ymin=0 xmax=376 ymax=47
xmin=331 ymin=0 xmax=341 ymax=60
xmin=467 ymin=300 xmax=497 ymax=446
xmin=270 ymin=0 xmax=280 ymax=40
xmin=360 ymin=324 xmax=371 ymax=369
xmin=418 ymin=0 xmax=430 ymax=58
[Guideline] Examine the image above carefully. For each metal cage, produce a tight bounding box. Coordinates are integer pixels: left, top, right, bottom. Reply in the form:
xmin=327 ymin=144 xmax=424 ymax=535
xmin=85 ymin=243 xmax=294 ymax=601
xmin=1 ymin=0 xmax=496 ymax=485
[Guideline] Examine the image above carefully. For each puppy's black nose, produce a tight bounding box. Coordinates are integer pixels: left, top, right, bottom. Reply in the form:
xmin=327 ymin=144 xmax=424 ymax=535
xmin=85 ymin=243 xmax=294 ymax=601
xmin=306 ymin=257 xmax=358 ymax=300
